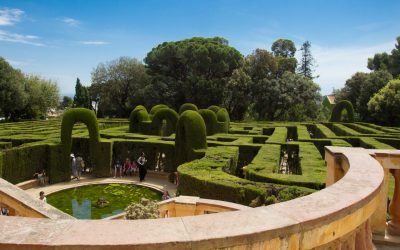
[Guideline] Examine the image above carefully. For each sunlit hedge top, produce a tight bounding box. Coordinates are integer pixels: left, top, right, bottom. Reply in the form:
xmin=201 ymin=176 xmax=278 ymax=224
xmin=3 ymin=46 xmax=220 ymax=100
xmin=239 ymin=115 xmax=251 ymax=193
xmin=198 ymin=109 xmax=218 ymax=135
xmin=129 ymin=105 xmax=150 ymax=132
xmin=149 ymin=104 xmax=169 ymax=116
xmin=151 ymin=107 xmax=179 ymax=136
xmin=61 ymin=108 xmax=100 ymax=150
xmin=175 ymin=110 xmax=207 ymax=165
xmin=179 ymin=103 xmax=198 ymax=115
xmin=207 ymin=105 xmax=221 ymax=114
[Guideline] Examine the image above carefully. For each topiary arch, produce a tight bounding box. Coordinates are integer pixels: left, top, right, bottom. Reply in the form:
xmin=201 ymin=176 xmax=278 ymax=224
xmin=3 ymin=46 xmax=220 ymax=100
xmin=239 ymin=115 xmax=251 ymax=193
xmin=330 ymin=100 xmax=355 ymax=122
xmin=50 ymin=108 xmax=111 ymax=183
xmin=151 ymin=108 xmax=179 ymax=136
xmin=175 ymin=110 xmax=207 ymax=166
xmin=129 ymin=105 xmax=151 ymax=133
xmin=198 ymin=109 xmax=218 ymax=135
xmin=178 ymin=103 xmax=198 ymax=115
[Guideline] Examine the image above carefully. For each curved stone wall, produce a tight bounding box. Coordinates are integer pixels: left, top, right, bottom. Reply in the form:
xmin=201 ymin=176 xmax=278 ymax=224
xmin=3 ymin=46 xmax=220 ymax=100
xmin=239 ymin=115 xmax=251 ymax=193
xmin=0 ymin=146 xmax=386 ymax=249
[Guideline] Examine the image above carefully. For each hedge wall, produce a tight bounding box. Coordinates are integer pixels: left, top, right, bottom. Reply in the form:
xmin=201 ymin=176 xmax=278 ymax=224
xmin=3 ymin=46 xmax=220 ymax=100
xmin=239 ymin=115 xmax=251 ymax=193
xmin=129 ymin=105 xmax=151 ymax=133
xmin=178 ymin=146 xmax=314 ymax=206
xmin=330 ymin=100 xmax=355 ymax=122
xmin=175 ymin=110 xmax=207 ymax=166
xmin=198 ymin=109 xmax=219 ymax=135
xmin=151 ymin=108 xmax=179 ymax=136
xmin=178 ymin=103 xmax=198 ymax=115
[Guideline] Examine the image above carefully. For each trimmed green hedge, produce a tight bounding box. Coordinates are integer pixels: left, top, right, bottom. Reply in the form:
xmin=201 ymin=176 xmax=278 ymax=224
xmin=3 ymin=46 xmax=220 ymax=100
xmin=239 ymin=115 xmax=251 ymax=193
xmin=175 ymin=110 xmax=207 ymax=166
xmin=330 ymin=100 xmax=355 ymax=122
xmin=216 ymin=108 xmax=230 ymax=133
xmin=267 ymin=127 xmax=287 ymax=144
xmin=178 ymin=103 xmax=198 ymax=115
xmin=129 ymin=105 xmax=151 ymax=133
xmin=208 ymin=105 xmax=221 ymax=114
xmin=151 ymin=108 xmax=179 ymax=136
xmin=198 ymin=109 xmax=219 ymax=135
xmin=178 ymin=146 xmax=314 ymax=206
xmin=149 ymin=104 xmax=169 ymax=116
xmin=245 ymin=142 xmax=325 ymax=189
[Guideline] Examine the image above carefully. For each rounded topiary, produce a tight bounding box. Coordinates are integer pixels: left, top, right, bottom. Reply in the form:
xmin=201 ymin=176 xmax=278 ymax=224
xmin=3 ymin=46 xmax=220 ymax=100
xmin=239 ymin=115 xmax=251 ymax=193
xmin=178 ymin=103 xmax=198 ymax=115
xmin=175 ymin=110 xmax=207 ymax=166
xmin=61 ymin=108 xmax=100 ymax=152
xmin=330 ymin=100 xmax=355 ymax=122
xmin=149 ymin=104 xmax=169 ymax=116
xmin=151 ymin=108 xmax=179 ymax=136
xmin=216 ymin=108 xmax=230 ymax=133
xmin=208 ymin=105 xmax=221 ymax=114
xmin=198 ymin=109 xmax=218 ymax=135
xmin=58 ymin=108 xmax=105 ymax=182
xmin=129 ymin=105 xmax=151 ymax=132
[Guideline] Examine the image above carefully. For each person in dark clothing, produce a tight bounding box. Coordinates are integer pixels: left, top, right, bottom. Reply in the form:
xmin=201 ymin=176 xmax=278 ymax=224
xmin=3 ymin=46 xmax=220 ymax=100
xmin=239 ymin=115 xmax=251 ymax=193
xmin=137 ymin=152 xmax=147 ymax=182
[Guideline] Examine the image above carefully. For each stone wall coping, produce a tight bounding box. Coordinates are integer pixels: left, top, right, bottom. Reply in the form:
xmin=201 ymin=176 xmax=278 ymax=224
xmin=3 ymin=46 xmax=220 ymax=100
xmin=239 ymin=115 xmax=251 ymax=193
xmin=0 ymin=178 xmax=73 ymax=220
xmin=158 ymin=196 xmax=251 ymax=211
xmin=0 ymin=147 xmax=384 ymax=249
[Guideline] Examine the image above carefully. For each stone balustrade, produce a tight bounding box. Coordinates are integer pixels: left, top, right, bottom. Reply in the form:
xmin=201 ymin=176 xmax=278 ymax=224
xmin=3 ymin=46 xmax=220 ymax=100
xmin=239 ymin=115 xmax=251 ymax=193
xmin=0 ymin=146 xmax=389 ymax=249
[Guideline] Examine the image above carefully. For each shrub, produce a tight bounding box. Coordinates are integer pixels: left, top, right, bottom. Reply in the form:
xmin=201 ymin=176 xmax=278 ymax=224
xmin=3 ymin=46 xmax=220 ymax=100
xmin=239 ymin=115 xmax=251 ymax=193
xmin=216 ymin=108 xmax=230 ymax=133
xmin=178 ymin=103 xmax=198 ymax=115
xmin=151 ymin=108 xmax=179 ymax=136
xmin=208 ymin=105 xmax=221 ymax=114
xmin=149 ymin=104 xmax=169 ymax=116
xmin=330 ymin=100 xmax=355 ymax=122
xmin=125 ymin=198 xmax=159 ymax=220
xmin=175 ymin=110 xmax=207 ymax=166
xmin=129 ymin=105 xmax=151 ymax=133
xmin=198 ymin=109 xmax=218 ymax=135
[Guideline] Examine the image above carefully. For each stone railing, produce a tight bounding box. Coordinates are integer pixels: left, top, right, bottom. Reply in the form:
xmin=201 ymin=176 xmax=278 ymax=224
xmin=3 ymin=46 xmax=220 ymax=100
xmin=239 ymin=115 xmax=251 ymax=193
xmin=0 ymin=146 xmax=387 ymax=249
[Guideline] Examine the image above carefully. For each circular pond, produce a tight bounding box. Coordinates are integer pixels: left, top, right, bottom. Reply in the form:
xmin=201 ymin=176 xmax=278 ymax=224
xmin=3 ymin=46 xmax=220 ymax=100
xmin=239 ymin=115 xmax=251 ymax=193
xmin=47 ymin=183 xmax=161 ymax=219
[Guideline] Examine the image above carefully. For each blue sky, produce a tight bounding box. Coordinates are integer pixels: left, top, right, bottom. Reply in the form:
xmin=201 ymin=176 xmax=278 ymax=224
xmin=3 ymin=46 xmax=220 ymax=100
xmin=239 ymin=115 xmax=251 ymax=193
xmin=1 ymin=0 xmax=399 ymax=96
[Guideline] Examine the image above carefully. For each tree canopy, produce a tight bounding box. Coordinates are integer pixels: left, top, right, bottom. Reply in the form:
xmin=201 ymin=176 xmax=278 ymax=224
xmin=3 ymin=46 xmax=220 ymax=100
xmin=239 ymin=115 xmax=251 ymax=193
xmin=0 ymin=57 xmax=59 ymax=120
xmin=144 ymin=37 xmax=243 ymax=109
xmin=368 ymin=79 xmax=400 ymax=125
xmin=91 ymin=57 xmax=150 ymax=117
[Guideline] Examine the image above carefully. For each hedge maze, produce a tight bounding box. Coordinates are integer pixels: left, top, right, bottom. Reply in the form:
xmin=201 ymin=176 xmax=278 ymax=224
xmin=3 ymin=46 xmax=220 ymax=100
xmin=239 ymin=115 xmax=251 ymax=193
xmin=0 ymin=103 xmax=399 ymax=206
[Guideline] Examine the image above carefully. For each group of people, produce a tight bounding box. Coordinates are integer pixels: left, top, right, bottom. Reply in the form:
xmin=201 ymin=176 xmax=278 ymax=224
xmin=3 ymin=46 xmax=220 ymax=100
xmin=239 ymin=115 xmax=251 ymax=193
xmin=71 ymin=153 xmax=85 ymax=181
xmin=114 ymin=152 xmax=148 ymax=182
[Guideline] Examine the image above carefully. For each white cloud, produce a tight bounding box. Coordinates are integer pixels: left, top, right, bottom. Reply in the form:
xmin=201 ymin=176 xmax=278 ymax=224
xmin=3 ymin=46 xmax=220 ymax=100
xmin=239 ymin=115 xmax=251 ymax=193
xmin=4 ymin=58 xmax=30 ymax=66
xmin=80 ymin=41 xmax=110 ymax=45
xmin=62 ymin=17 xmax=80 ymax=27
xmin=0 ymin=8 xmax=24 ymax=26
xmin=310 ymin=41 xmax=394 ymax=94
xmin=0 ymin=29 xmax=44 ymax=46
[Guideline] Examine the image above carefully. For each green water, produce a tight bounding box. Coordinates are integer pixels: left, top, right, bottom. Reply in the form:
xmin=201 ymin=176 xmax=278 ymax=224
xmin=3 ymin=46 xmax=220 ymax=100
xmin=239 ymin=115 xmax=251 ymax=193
xmin=47 ymin=184 xmax=161 ymax=219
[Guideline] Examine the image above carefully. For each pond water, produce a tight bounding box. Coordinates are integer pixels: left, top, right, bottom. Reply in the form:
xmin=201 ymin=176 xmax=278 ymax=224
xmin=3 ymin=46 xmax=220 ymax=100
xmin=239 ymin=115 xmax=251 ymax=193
xmin=47 ymin=184 xmax=161 ymax=219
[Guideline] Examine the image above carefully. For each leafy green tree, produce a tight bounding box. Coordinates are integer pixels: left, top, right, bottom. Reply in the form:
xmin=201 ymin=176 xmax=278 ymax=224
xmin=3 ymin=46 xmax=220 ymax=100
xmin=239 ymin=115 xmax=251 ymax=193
xmin=223 ymin=68 xmax=252 ymax=120
xmin=336 ymin=72 xmax=369 ymax=110
xmin=298 ymin=41 xmax=316 ymax=79
xmin=60 ymin=96 xmax=73 ymax=109
xmin=0 ymin=57 xmax=27 ymax=120
xmin=245 ymin=49 xmax=277 ymax=81
xmin=368 ymin=52 xmax=391 ymax=71
xmin=251 ymin=72 xmax=320 ymax=120
xmin=91 ymin=57 xmax=150 ymax=117
xmin=357 ymin=70 xmax=392 ymax=121
xmin=144 ymin=37 xmax=243 ymax=108
xmin=271 ymin=39 xmax=296 ymax=57
xmin=73 ymin=78 xmax=91 ymax=109
xmin=22 ymin=74 xmax=60 ymax=119
xmin=368 ymin=36 xmax=400 ymax=78
xmin=368 ymin=79 xmax=400 ymax=125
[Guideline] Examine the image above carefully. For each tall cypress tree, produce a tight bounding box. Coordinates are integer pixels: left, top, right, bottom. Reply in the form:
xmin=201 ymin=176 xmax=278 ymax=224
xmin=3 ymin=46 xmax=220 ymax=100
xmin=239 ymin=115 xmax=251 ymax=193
xmin=73 ymin=78 xmax=91 ymax=109
xmin=298 ymin=41 xmax=316 ymax=79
